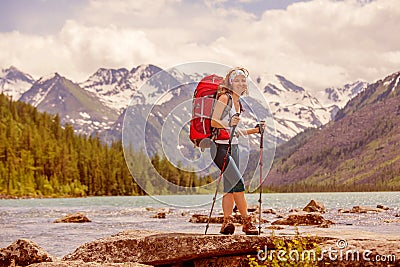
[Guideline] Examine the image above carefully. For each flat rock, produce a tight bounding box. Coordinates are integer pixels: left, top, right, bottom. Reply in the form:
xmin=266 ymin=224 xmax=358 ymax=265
xmin=0 ymin=239 xmax=53 ymax=266
xmin=63 ymin=230 xmax=284 ymax=266
xmin=61 ymin=229 xmax=400 ymax=266
xmin=303 ymin=199 xmax=327 ymax=213
xmin=350 ymin=206 xmax=385 ymax=213
xmin=271 ymin=212 xmax=334 ymax=226
xmin=54 ymin=212 xmax=91 ymax=223
xmin=29 ymin=261 xmax=151 ymax=267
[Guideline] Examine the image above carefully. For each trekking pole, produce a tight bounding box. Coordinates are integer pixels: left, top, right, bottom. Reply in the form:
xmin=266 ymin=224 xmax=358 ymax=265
xmin=205 ymin=113 xmax=240 ymax=235
xmin=258 ymin=120 xmax=265 ymax=235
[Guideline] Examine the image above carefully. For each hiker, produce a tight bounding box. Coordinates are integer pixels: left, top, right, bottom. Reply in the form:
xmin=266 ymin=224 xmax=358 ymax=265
xmin=210 ymin=67 xmax=264 ymax=235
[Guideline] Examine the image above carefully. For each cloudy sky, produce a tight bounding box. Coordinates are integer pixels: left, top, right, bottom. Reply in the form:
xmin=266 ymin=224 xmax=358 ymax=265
xmin=0 ymin=0 xmax=399 ymax=90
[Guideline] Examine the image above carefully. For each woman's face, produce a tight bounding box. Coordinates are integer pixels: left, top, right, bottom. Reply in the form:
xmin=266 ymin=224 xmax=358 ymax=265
xmin=231 ymin=74 xmax=247 ymax=96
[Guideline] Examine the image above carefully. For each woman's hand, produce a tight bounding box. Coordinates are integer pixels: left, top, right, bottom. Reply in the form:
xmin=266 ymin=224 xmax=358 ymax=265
xmin=255 ymin=122 xmax=266 ymax=134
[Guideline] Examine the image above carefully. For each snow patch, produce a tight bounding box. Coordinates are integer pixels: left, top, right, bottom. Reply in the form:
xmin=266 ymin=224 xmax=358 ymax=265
xmin=393 ymin=76 xmax=400 ymax=91
xmin=29 ymin=81 xmax=56 ymax=106
xmin=79 ymin=112 xmax=91 ymax=119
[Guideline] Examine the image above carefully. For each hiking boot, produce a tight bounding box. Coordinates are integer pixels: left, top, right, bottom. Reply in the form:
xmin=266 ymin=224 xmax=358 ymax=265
xmin=220 ymin=215 xmax=235 ymax=235
xmin=242 ymin=216 xmax=258 ymax=235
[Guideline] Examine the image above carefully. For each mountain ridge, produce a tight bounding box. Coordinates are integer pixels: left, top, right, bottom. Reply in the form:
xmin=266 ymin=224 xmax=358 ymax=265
xmin=20 ymin=73 xmax=118 ymax=135
xmin=266 ymin=70 xmax=400 ymax=191
xmin=0 ymin=66 xmax=35 ymax=100
xmin=1 ymin=65 xmax=368 ymax=143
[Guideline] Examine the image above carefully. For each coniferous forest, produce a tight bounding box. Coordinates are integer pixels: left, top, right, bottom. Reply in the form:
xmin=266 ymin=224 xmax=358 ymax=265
xmin=0 ymin=93 xmax=211 ymax=197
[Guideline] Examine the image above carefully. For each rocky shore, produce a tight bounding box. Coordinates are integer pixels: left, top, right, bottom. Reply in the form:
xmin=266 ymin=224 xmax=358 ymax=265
xmin=1 ymin=199 xmax=399 ymax=266
xmin=1 ymin=229 xmax=399 ymax=267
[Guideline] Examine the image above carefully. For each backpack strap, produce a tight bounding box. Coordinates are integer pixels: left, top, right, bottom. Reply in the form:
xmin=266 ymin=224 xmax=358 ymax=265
xmin=221 ymin=92 xmax=233 ymax=120
xmin=221 ymin=92 xmax=243 ymax=118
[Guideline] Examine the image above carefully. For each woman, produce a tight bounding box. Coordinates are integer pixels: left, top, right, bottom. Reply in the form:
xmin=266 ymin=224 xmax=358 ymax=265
xmin=211 ymin=67 xmax=264 ymax=235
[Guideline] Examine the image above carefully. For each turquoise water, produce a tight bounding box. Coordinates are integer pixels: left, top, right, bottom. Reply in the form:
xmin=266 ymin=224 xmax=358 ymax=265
xmin=0 ymin=192 xmax=399 ymax=257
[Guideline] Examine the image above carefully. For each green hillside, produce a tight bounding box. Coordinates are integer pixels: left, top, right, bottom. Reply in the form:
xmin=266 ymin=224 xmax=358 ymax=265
xmin=0 ymin=93 xmax=210 ymax=197
xmin=266 ymin=71 xmax=400 ymax=192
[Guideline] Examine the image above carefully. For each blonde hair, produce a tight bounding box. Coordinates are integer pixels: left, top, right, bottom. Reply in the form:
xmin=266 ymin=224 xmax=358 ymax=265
xmin=217 ymin=67 xmax=249 ymax=98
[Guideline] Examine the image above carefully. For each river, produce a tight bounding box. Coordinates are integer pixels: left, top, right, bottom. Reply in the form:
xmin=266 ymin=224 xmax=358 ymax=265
xmin=0 ymin=192 xmax=399 ymax=257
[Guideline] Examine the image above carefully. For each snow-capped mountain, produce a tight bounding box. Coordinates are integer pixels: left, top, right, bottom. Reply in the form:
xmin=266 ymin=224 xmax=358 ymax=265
xmin=80 ymin=64 xmax=162 ymax=112
xmin=0 ymin=66 xmax=35 ymax=100
xmin=1 ymin=64 xmax=369 ymax=146
xmin=99 ymin=68 xmax=194 ymax=144
xmin=316 ymin=81 xmax=367 ymax=107
xmin=255 ymin=74 xmax=368 ymax=141
xmin=19 ymin=73 xmax=118 ymax=135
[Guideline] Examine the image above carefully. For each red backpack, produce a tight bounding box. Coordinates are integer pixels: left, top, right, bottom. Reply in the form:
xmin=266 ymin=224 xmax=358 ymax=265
xmin=189 ymin=74 xmax=232 ymax=149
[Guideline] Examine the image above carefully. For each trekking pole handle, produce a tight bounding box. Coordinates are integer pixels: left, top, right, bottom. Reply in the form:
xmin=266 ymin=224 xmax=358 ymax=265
xmin=255 ymin=120 xmax=265 ymax=135
xmin=259 ymin=120 xmax=265 ymax=135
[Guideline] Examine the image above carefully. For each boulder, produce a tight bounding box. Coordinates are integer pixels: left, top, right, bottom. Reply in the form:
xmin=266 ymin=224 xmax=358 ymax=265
xmin=350 ymin=206 xmax=384 ymax=213
xmin=0 ymin=239 xmax=53 ymax=266
xmin=303 ymin=200 xmax=327 ymax=213
xmin=63 ymin=230 xmax=286 ymax=266
xmin=54 ymin=212 xmax=91 ymax=223
xmin=271 ymin=212 xmax=334 ymax=227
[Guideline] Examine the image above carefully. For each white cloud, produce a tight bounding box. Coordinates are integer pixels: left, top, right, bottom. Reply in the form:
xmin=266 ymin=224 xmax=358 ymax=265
xmin=209 ymin=0 xmax=400 ymax=89
xmin=0 ymin=21 xmax=157 ymax=81
xmin=59 ymin=20 xmax=157 ymax=77
xmin=0 ymin=0 xmax=399 ymax=91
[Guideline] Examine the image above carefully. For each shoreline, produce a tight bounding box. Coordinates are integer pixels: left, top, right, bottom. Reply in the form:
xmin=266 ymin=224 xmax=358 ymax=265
xmin=1 ymin=228 xmax=399 ymax=267
xmin=1 ymin=190 xmax=400 ymax=200
xmin=1 ymin=192 xmax=399 ymax=264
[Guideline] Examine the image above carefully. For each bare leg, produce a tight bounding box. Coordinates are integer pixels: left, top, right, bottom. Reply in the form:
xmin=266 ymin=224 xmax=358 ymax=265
xmin=233 ymin=191 xmax=258 ymax=235
xmin=233 ymin=191 xmax=249 ymax=218
xmin=222 ymin=193 xmax=235 ymax=217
